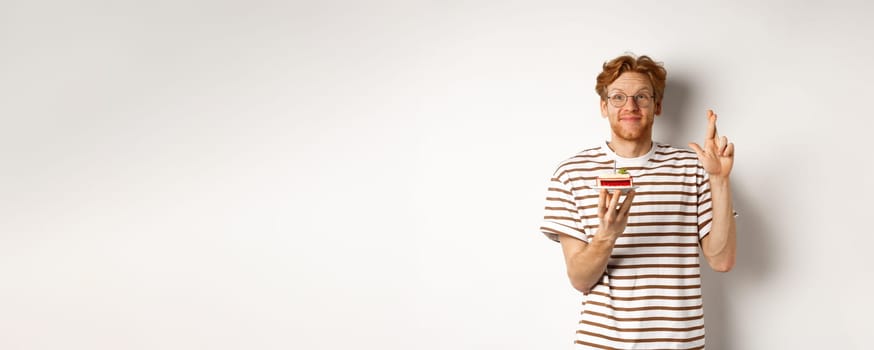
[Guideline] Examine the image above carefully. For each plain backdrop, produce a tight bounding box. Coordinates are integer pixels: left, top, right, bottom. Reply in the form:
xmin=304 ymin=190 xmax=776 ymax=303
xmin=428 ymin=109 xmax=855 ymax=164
xmin=2 ymin=1 xmax=873 ymax=349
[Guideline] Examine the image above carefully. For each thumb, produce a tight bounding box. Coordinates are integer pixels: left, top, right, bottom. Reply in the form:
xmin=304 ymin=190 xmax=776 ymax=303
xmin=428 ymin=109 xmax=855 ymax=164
xmin=688 ymin=142 xmax=704 ymax=157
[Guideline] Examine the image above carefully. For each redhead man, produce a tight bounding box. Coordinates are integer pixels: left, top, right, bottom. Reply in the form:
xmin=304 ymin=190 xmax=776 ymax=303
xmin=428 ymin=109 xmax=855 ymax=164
xmin=540 ymin=54 xmax=736 ymax=349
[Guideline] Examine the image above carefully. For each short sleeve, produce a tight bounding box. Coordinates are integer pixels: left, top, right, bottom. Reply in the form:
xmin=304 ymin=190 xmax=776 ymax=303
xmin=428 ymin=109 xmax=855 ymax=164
xmin=539 ymin=171 xmax=589 ymax=243
xmin=696 ymin=166 xmax=714 ymax=240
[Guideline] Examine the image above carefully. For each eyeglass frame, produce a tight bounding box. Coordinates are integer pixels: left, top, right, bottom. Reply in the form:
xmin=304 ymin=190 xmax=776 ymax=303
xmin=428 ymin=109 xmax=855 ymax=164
xmin=605 ymin=92 xmax=657 ymax=108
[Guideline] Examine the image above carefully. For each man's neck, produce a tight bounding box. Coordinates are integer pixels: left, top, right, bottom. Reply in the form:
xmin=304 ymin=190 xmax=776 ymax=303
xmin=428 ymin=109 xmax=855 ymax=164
xmin=607 ymin=139 xmax=653 ymax=158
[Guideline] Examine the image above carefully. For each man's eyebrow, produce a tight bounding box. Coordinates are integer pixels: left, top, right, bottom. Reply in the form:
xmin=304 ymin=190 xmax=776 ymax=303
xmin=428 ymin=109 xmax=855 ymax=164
xmin=609 ymin=87 xmax=653 ymax=93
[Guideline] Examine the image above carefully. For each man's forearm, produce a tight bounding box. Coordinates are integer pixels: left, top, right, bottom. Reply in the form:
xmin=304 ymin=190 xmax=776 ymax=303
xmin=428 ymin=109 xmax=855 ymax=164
xmin=568 ymin=236 xmax=616 ymax=293
xmin=703 ymin=176 xmax=737 ymax=271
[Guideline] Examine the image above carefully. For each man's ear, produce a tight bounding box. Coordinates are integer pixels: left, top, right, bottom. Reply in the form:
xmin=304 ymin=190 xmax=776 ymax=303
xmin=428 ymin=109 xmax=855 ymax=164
xmin=600 ymin=100 xmax=608 ymax=117
xmin=654 ymin=101 xmax=662 ymax=116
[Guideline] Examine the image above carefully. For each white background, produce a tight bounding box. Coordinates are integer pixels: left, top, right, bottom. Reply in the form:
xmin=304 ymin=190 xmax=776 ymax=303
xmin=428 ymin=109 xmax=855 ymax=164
xmin=2 ymin=1 xmax=872 ymax=349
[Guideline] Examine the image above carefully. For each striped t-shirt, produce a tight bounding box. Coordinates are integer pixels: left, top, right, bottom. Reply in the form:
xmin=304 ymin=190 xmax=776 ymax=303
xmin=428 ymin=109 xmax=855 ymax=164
xmin=540 ymin=141 xmax=713 ymax=349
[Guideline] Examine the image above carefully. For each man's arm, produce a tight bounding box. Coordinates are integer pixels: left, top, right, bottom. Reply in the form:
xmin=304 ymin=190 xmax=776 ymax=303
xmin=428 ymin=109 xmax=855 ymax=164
xmin=689 ymin=109 xmax=737 ymax=272
xmin=700 ymin=176 xmax=736 ymax=272
xmin=559 ymin=189 xmax=634 ymax=293
xmin=559 ymin=234 xmax=615 ymax=294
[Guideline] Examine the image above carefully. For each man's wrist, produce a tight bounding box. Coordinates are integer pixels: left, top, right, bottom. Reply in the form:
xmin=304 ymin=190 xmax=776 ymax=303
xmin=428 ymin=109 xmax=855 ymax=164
xmin=709 ymin=175 xmax=731 ymax=188
xmin=591 ymin=231 xmax=619 ymax=246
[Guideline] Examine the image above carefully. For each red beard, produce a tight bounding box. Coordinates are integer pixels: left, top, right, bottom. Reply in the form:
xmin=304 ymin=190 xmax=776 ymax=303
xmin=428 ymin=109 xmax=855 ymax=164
xmin=610 ymin=114 xmax=653 ymax=141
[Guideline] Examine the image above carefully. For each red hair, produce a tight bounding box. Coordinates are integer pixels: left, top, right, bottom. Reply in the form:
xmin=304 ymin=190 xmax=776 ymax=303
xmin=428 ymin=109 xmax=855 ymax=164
xmin=595 ymin=54 xmax=667 ymax=105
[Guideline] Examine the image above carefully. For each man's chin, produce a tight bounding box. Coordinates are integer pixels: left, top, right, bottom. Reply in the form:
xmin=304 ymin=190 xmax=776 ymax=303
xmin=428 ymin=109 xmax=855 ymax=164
xmin=612 ymin=129 xmax=650 ymax=142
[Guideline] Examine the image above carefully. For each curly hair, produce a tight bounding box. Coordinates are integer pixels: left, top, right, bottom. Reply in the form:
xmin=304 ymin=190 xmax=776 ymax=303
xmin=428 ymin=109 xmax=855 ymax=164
xmin=595 ymin=54 xmax=667 ymax=105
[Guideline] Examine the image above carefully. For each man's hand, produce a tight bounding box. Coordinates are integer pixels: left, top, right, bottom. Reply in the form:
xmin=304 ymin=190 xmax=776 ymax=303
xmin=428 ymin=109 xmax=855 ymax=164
xmin=596 ymin=189 xmax=635 ymax=242
xmin=689 ymin=109 xmax=735 ymax=179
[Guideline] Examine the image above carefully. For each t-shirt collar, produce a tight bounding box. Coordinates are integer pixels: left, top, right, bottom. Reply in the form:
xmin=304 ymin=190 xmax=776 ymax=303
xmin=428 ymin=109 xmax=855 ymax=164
xmin=601 ymin=140 xmax=656 ymax=168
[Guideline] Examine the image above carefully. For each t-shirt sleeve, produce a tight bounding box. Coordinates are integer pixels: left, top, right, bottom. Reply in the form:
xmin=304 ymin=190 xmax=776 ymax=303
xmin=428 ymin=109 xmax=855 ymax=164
xmin=539 ymin=170 xmax=589 ymax=244
xmin=696 ymin=165 xmax=714 ymax=240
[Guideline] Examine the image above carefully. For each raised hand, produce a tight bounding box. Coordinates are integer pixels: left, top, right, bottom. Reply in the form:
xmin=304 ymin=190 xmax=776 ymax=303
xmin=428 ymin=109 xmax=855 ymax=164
xmin=689 ymin=109 xmax=735 ymax=179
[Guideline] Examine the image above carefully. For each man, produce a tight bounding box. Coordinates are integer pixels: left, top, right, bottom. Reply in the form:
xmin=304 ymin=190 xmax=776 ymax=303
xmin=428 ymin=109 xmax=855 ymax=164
xmin=539 ymin=54 xmax=737 ymax=349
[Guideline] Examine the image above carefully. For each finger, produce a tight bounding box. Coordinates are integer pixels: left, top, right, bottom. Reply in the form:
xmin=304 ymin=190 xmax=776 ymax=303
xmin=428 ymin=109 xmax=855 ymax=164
xmin=598 ymin=189 xmax=607 ymax=217
xmin=618 ymin=190 xmax=636 ymax=216
xmin=718 ymin=136 xmax=728 ymax=153
xmin=705 ymin=110 xmax=717 ymax=140
xmin=713 ymin=112 xmax=720 ymax=139
xmin=724 ymin=142 xmax=735 ymax=157
xmin=609 ymin=190 xmax=621 ymax=213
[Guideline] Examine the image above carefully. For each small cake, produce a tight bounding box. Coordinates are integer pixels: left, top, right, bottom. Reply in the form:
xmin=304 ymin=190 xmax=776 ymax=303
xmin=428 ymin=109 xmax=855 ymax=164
xmin=596 ymin=169 xmax=633 ymax=187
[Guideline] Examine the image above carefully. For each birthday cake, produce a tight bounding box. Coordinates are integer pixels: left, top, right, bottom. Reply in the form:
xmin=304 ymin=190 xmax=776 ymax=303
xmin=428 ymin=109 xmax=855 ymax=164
xmin=596 ymin=169 xmax=633 ymax=188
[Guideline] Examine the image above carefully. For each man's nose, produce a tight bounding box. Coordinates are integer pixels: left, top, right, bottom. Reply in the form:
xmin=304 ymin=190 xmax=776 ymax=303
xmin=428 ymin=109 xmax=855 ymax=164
xmin=624 ymin=97 xmax=639 ymax=110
